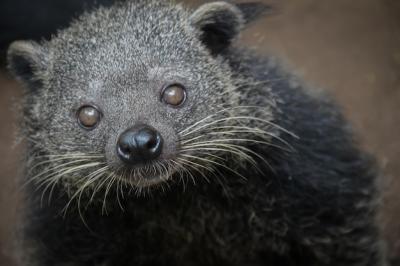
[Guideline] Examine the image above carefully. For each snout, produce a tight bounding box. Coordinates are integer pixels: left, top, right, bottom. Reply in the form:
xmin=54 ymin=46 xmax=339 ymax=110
xmin=117 ymin=124 xmax=163 ymax=165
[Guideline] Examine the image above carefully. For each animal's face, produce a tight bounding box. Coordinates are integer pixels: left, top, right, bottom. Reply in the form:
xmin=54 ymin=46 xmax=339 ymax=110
xmin=7 ymin=1 xmax=272 ymax=193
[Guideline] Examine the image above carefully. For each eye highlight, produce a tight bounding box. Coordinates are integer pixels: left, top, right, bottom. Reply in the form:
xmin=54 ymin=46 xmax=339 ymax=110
xmin=77 ymin=105 xmax=102 ymax=130
xmin=161 ymin=84 xmax=187 ymax=107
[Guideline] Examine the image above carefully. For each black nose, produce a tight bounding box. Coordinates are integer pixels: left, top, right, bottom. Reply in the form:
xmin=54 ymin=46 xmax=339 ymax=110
xmin=117 ymin=125 xmax=163 ymax=165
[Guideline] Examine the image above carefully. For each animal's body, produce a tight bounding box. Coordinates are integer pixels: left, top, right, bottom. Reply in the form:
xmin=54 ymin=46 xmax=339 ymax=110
xmin=7 ymin=1 xmax=386 ymax=265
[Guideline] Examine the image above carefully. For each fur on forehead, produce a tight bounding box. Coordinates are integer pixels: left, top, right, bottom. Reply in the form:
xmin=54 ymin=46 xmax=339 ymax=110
xmin=7 ymin=0 xmax=269 ymax=90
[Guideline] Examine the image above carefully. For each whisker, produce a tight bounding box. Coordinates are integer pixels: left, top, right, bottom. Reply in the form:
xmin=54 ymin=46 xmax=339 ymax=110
xmin=180 ymin=144 xmax=257 ymax=166
xmin=77 ymin=165 xmax=110 ymax=206
xmin=115 ymin=177 xmax=125 ymax=211
xmin=90 ymin=170 xmax=115 ymax=204
xmin=102 ymin=172 xmax=117 ymax=215
xmin=181 ymin=154 xmax=248 ymax=181
xmin=183 ymin=138 xmax=290 ymax=152
xmin=180 ymin=116 xmax=297 ymax=139
xmin=34 ymin=162 xmax=104 ymax=194
xmin=181 ymin=125 xmax=294 ymax=151
xmin=176 ymin=158 xmax=214 ymax=183
xmin=178 ymin=105 xmax=271 ymax=135
xmin=28 ymin=160 xmax=102 ymax=187
xmin=172 ymin=159 xmax=196 ymax=186
xmin=61 ymin=165 xmax=109 ymax=216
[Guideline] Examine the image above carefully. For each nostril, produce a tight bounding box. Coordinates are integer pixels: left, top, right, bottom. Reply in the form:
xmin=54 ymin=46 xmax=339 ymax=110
xmin=119 ymin=142 xmax=131 ymax=153
xmin=146 ymin=138 xmax=157 ymax=150
xmin=118 ymin=132 xmax=136 ymax=152
xmin=136 ymin=128 xmax=159 ymax=151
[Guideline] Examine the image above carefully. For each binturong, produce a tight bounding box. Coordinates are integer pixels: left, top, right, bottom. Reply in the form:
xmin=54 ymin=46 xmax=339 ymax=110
xmin=7 ymin=1 xmax=387 ymax=265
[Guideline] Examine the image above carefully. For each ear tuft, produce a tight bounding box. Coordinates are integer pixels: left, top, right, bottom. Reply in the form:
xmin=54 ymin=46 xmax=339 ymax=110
xmin=190 ymin=2 xmax=245 ymax=55
xmin=7 ymin=41 xmax=48 ymax=89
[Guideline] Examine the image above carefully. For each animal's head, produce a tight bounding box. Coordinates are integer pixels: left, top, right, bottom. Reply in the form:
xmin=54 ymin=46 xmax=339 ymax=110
xmin=7 ymin=1 xmax=275 ymax=195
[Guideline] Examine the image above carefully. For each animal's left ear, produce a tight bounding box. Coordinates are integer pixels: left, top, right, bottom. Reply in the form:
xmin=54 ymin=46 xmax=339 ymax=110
xmin=190 ymin=1 xmax=269 ymax=54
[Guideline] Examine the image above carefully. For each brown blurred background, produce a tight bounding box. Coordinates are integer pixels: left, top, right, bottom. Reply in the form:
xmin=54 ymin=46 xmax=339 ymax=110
xmin=0 ymin=0 xmax=399 ymax=265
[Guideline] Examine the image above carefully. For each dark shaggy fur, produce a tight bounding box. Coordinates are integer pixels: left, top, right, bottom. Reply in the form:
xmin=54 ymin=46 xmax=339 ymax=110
xmin=7 ymin=1 xmax=386 ymax=265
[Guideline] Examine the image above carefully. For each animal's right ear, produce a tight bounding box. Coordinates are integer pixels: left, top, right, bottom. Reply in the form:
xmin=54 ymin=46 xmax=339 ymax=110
xmin=189 ymin=2 xmax=270 ymax=55
xmin=189 ymin=2 xmax=245 ymax=55
xmin=7 ymin=41 xmax=48 ymax=89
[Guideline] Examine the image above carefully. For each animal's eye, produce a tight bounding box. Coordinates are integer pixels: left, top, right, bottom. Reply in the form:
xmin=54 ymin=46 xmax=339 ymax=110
xmin=77 ymin=105 xmax=102 ymax=130
xmin=161 ymin=84 xmax=187 ymax=107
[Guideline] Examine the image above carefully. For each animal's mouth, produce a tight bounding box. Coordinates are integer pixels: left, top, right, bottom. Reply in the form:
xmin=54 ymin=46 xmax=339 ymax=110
xmin=114 ymin=159 xmax=179 ymax=188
